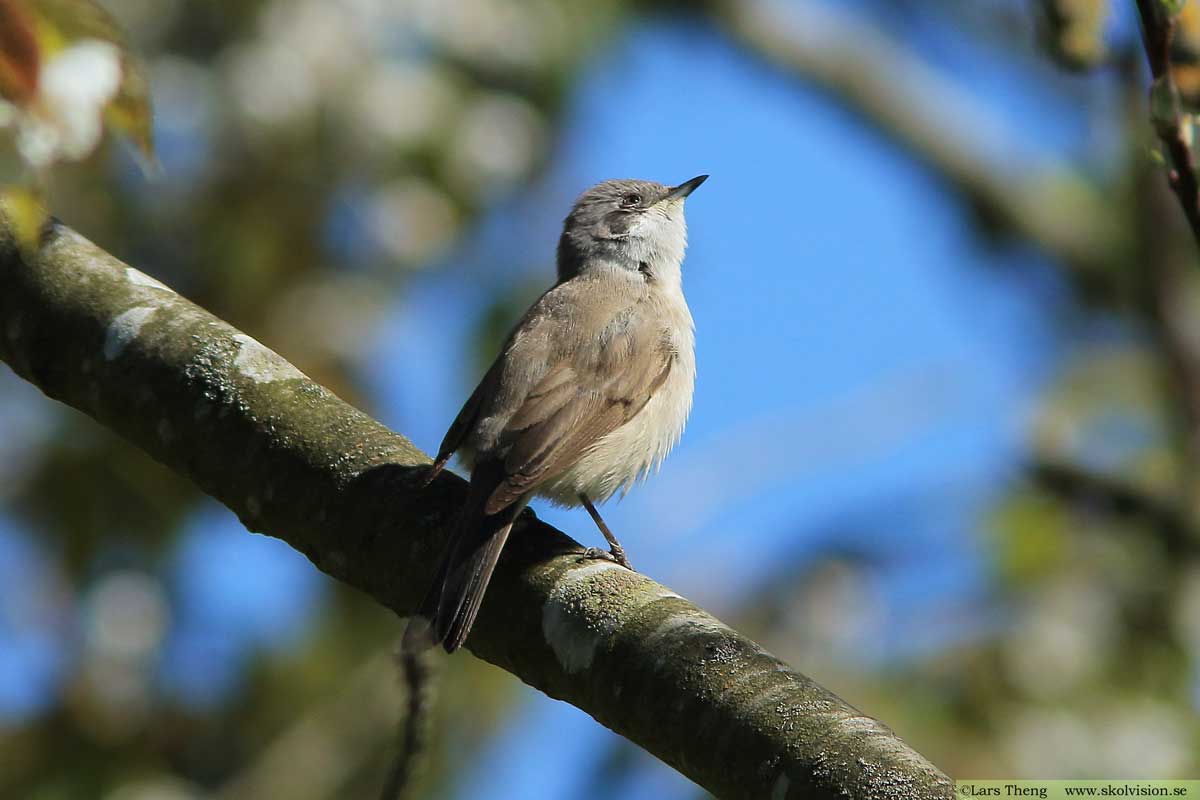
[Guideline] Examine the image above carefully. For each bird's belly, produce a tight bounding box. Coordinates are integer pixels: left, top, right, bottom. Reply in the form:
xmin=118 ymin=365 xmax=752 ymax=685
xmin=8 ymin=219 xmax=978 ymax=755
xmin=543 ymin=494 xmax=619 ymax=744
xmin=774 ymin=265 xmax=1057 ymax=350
xmin=536 ymin=353 xmax=694 ymax=507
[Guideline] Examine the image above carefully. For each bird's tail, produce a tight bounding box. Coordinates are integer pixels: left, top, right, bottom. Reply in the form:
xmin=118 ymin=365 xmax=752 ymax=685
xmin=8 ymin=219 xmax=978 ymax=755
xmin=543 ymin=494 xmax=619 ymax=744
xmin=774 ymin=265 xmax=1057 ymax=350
xmin=404 ymin=461 xmax=525 ymax=654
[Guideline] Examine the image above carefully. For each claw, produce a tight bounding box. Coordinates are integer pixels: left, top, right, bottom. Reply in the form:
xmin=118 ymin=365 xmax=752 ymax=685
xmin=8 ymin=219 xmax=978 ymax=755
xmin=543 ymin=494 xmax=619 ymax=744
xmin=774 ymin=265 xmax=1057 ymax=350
xmin=582 ymin=547 xmax=634 ymax=571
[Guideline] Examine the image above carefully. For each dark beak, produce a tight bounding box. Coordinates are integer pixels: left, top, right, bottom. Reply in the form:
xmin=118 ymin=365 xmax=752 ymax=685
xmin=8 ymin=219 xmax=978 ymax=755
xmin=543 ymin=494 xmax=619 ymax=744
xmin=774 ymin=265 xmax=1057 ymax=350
xmin=663 ymin=174 xmax=708 ymax=201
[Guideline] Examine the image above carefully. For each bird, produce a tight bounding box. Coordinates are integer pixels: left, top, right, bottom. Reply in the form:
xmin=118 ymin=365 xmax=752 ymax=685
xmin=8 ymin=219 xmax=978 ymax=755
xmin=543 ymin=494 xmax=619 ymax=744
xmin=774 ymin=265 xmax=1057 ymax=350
xmin=408 ymin=174 xmax=707 ymax=653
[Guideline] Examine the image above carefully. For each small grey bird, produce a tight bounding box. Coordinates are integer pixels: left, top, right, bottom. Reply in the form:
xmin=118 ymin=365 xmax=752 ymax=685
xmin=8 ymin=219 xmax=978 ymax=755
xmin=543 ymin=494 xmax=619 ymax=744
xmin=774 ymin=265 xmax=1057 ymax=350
xmin=410 ymin=174 xmax=707 ymax=653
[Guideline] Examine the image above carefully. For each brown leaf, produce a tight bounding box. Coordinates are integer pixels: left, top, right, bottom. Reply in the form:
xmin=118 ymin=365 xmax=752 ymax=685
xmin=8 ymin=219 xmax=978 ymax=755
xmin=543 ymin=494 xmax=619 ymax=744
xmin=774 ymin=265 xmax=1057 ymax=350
xmin=0 ymin=0 xmax=40 ymax=105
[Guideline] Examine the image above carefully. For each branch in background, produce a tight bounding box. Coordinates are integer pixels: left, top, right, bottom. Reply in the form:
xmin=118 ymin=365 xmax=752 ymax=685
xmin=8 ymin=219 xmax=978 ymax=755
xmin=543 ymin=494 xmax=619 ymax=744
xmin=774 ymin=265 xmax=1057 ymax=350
xmin=0 ymin=214 xmax=954 ymax=800
xmin=713 ymin=0 xmax=1124 ymax=287
xmin=1035 ymin=0 xmax=1111 ymax=71
xmin=1134 ymin=0 xmax=1200 ymax=249
xmin=215 ymin=655 xmax=401 ymax=800
xmin=1134 ymin=169 xmax=1200 ymax=480
xmin=211 ymin=648 xmax=436 ymax=800
xmin=713 ymin=0 xmax=1200 ymax=524
xmin=1120 ymin=37 xmax=1200 ymax=493
xmin=1029 ymin=457 xmax=1197 ymax=555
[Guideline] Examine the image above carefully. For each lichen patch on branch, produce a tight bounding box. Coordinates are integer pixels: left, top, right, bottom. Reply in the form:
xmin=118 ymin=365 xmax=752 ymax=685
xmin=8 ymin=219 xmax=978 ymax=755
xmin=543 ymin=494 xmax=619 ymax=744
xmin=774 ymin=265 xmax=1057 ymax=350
xmin=643 ymin=610 xmax=733 ymax=653
xmin=542 ymin=560 xmax=628 ymax=673
xmin=231 ymin=333 xmax=305 ymax=384
xmin=103 ymin=305 xmax=156 ymax=360
xmin=542 ymin=562 xmax=695 ymax=674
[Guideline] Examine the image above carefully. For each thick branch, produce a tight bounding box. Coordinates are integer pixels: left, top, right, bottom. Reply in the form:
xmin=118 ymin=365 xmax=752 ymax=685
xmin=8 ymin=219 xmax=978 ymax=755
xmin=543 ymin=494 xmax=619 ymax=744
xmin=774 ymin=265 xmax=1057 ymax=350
xmin=0 ymin=216 xmax=954 ymax=799
xmin=1135 ymin=0 xmax=1200 ymax=249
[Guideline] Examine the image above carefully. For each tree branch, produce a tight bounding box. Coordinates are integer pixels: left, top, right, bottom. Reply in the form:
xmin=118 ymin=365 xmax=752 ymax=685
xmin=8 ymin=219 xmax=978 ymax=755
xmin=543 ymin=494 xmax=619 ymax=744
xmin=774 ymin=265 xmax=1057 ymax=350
xmin=214 ymin=653 xmax=400 ymax=800
xmin=1028 ymin=456 xmax=1198 ymax=555
xmin=713 ymin=0 xmax=1124 ymax=287
xmin=1134 ymin=0 xmax=1200 ymax=249
xmin=0 ymin=215 xmax=954 ymax=799
xmin=1130 ymin=150 xmax=1200 ymax=485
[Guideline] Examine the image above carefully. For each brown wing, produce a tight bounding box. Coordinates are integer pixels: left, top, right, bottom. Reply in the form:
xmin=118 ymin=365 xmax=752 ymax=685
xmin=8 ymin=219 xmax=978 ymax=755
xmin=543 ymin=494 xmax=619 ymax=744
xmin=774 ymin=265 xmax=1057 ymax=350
xmin=425 ymin=282 xmax=570 ymax=482
xmin=483 ymin=312 xmax=674 ymax=514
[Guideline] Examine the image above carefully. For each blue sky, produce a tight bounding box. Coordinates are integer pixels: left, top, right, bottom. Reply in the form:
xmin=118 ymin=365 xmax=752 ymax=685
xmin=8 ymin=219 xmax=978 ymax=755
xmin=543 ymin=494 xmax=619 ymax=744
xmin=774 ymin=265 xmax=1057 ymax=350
xmin=0 ymin=7 xmax=1106 ymax=798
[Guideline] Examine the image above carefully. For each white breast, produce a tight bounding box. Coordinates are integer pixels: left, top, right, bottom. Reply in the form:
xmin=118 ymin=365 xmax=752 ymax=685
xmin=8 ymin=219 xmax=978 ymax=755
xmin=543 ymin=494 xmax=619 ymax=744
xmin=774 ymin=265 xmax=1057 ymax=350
xmin=538 ymin=288 xmax=695 ymax=506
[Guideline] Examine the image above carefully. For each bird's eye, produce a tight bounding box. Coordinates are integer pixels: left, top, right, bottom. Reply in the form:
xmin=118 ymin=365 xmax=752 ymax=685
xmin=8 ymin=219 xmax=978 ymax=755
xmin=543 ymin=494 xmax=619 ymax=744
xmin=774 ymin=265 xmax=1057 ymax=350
xmin=620 ymin=192 xmax=642 ymax=208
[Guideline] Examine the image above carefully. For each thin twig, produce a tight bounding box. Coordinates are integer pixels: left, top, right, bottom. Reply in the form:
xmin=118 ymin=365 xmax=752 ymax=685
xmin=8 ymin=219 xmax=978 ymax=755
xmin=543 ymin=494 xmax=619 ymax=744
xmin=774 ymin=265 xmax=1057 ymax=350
xmin=1135 ymin=0 xmax=1200 ymax=249
xmin=378 ymin=644 xmax=436 ymax=800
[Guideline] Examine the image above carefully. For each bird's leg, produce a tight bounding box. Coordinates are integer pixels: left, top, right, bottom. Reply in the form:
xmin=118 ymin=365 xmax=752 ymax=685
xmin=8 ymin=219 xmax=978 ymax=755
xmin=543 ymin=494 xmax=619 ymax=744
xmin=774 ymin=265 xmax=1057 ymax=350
xmin=579 ymin=493 xmax=634 ymax=570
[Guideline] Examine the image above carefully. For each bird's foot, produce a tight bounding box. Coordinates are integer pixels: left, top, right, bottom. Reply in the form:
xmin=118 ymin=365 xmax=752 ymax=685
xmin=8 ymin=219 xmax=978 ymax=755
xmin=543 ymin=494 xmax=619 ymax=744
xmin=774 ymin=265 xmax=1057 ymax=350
xmin=582 ymin=546 xmax=635 ymax=572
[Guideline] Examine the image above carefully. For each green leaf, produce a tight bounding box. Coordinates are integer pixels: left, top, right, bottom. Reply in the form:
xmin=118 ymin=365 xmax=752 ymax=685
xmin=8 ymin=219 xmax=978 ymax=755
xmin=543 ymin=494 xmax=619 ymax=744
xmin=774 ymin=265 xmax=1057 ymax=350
xmin=1149 ymin=74 xmax=1181 ymax=135
xmin=0 ymin=183 xmax=48 ymax=253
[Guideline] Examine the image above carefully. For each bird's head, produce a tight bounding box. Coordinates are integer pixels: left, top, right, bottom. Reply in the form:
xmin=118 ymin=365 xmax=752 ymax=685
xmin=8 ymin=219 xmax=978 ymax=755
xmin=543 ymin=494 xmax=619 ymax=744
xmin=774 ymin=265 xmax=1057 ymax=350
xmin=557 ymin=175 xmax=707 ymax=282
